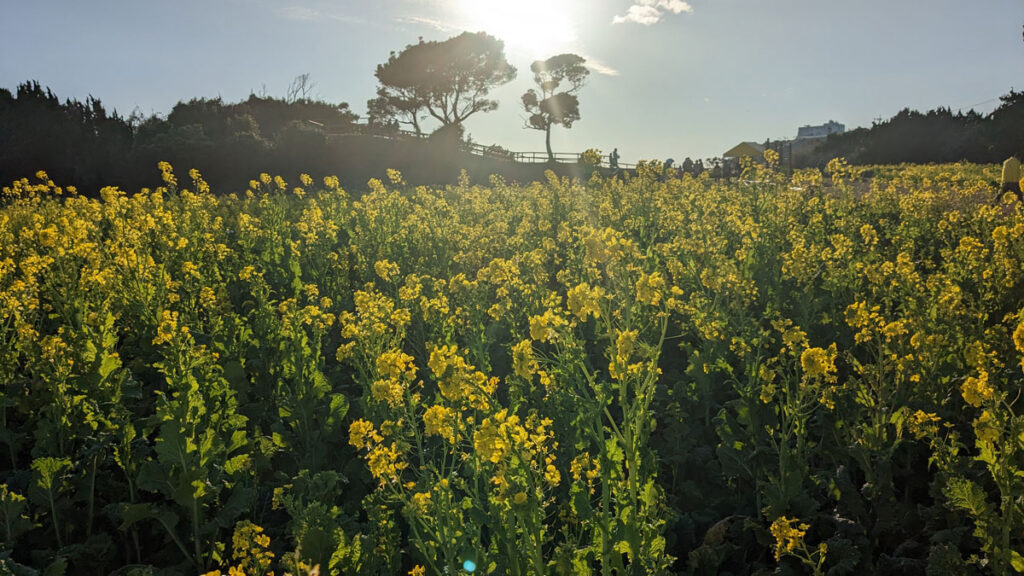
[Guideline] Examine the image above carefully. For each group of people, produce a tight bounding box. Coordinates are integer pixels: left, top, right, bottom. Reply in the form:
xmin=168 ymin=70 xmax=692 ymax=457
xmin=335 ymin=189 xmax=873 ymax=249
xmin=603 ymin=150 xmax=1023 ymax=194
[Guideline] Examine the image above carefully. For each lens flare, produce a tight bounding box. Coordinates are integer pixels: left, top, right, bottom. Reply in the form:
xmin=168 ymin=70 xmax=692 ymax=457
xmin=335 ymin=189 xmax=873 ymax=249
xmin=454 ymin=0 xmax=578 ymax=58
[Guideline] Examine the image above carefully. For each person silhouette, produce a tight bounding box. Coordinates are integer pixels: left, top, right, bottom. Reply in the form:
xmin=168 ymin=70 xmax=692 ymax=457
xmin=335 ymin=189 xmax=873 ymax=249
xmin=1002 ymin=154 xmax=1022 ymax=199
xmin=609 ymin=148 xmax=620 ymax=170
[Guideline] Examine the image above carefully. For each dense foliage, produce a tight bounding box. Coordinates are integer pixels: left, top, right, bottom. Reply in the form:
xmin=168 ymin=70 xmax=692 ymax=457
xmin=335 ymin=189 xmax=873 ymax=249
xmin=2 ymin=160 xmax=1024 ymax=575
xmin=0 ymin=82 xmax=359 ymax=194
xmin=801 ymin=92 xmax=1024 ymax=167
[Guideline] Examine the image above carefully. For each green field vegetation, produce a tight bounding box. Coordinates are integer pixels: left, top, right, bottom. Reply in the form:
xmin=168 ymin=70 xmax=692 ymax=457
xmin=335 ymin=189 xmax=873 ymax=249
xmin=1 ymin=159 xmax=1023 ymax=575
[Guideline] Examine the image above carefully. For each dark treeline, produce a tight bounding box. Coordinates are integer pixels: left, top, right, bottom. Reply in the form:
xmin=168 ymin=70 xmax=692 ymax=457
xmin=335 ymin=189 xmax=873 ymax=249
xmin=0 ymin=81 xmax=588 ymax=194
xmin=0 ymin=81 xmax=364 ymax=193
xmin=798 ymin=91 xmax=1024 ymax=167
xmin=4 ymin=80 xmax=1024 ymax=194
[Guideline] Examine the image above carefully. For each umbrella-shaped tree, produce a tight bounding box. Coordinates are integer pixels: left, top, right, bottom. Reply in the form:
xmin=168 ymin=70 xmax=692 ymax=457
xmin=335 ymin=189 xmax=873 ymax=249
xmin=522 ymin=54 xmax=589 ymax=162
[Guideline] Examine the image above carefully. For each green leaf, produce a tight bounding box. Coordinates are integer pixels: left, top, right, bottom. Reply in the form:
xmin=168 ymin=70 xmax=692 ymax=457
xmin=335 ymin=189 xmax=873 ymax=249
xmin=1011 ymin=550 xmax=1024 ymax=573
xmin=31 ymin=457 xmax=72 ymax=492
xmin=117 ymin=502 xmax=179 ymax=533
xmin=41 ymin=557 xmax=66 ymax=576
xmin=325 ymin=394 xmax=350 ymax=431
xmin=224 ymin=454 xmax=251 ymax=476
xmin=222 ymin=360 xmax=247 ymax=390
xmin=136 ymin=461 xmax=170 ymax=494
xmin=572 ymin=489 xmax=594 ymax=521
xmin=943 ymin=477 xmax=992 ymax=519
xmin=98 ymin=353 xmax=121 ymax=380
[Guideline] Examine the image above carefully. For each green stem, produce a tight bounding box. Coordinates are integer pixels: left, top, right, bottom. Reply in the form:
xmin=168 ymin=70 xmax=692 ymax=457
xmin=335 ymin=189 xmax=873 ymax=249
xmin=87 ymin=453 xmax=97 ymax=538
xmin=155 ymin=514 xmax=197 ymax=568
xmin=48 ymin=488 xmax=63 ymax=549
xmin=2 ymin=407 xmax=14 ymax=470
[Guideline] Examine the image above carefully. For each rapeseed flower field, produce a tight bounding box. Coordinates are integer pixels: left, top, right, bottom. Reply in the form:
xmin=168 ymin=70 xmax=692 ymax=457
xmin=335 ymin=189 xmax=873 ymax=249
xmin=1 ymin=158 xmax=1022 ymax=575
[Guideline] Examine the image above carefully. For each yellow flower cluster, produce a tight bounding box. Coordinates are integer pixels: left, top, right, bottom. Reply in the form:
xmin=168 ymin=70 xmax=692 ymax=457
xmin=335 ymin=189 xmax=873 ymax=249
xmin=567 ymin=282 xmax=605 ymax=321
xmin=349 ymin=419 xmax=382 ymax=450
xmin=411 ymin=491 xmax=432 ymax=515
xmin=374 ymin=259 xmax=400 ymax=282
xmin=511 ymin=339 xmax=539 ymax=380
xmin=371 ymin=349 xmax=417 ymax=408
xmin=635 ymin=271 xmax=665 ymax=306
xmin=474 ymin=409 xmax=520 ymax=464
xmin=961 ymin=370 xmax=994 ymax=407
xmin=973 ymin=410 xmax=1000 ymax=443
xmin=609 ymin=329 xmax=642 ymax=380
xmin=423 ymin=404 xmax=457 ymax=442
xmin=152 ymin=310 xmax=190 ymax=346
xmin=528 ymin=309 xmax=568 ymax=343
xmin=428 ymin=344 xmax=497 ymax=409
xmin=230 ymin=521 xmax=274 ymax=576
xmin=908 ymin=410 xmax=942 ymax=440
xmin=769 ymin=516 xmax=808 ymax=560
xmin=800 ymin=345 xmax=837 ymax=381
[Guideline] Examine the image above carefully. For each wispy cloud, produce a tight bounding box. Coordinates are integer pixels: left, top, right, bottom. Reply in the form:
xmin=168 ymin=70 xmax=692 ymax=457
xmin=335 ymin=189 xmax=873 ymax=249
xmin=278 ymin=4 xmax=365 ymax=25
xmin=584 ymin=57 xmax=620 ymax=77
xmin=395 ymin=15 xmax=460 ymax=33
xmin=612 ymin=0 xmax=692 ymax=25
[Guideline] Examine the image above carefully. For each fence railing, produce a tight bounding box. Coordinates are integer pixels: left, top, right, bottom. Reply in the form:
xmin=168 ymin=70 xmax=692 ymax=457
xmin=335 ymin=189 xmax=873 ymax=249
xmin=314 ymin=121 xmax=636 ymax=170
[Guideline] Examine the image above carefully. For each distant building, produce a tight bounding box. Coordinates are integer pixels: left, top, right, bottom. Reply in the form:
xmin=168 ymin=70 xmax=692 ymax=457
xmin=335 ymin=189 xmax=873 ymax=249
xmin=796 ymin=120 xmax=844 ymax=140
xmin=723 ymin=141 xmax=766 ymax=160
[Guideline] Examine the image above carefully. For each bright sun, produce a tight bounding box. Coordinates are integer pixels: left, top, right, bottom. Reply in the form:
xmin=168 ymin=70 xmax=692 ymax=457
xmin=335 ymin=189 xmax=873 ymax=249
xmin=455 ymin=0 xmax=578 ymax=59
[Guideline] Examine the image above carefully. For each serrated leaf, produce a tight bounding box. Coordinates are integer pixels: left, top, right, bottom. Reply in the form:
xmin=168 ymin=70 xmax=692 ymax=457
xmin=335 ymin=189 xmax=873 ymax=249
xmin=943 ymin=477 xmax=991 ymax=518
xmin=98 ymin=354 xmax=121 ymax=380
xmin=325 ymin=394 xmax=349 ymax=431
xmin=224 ymin=454 xmax=251 ymax=475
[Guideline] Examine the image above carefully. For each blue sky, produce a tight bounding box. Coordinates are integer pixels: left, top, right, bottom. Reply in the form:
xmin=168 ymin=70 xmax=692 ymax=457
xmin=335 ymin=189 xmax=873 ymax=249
xmin=2 ymin=0 xmax=1022 ymax=162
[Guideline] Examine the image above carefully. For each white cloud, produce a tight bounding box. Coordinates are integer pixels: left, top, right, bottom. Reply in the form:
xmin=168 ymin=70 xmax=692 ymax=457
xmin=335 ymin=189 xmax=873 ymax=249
xmin=278 ymin=4 xmax=364 ymax=25
xmin=395 ymin=15 xmax=460 ymax=33
xmin=584 ymin=57 xmax=620 ymax=76
xmin=280 ymin=6 xmax=320 ymax=21
xmin=613 ymin=0 xmax=692 ymax=25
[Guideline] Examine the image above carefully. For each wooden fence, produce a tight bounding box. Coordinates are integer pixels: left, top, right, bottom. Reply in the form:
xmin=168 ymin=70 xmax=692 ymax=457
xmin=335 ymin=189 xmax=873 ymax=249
xmin=312 ymin=121 xmax=636 ymax=170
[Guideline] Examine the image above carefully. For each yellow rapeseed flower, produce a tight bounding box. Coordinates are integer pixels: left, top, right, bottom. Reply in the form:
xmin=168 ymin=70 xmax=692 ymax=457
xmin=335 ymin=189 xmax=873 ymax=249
xmin=800 ymin=345 xmax=837 ymax=380
xmin=770 ymin=516 xmax=808 ymax=560
xmin=636 ymin=272 xmax=665 ymax=306
xmin=973 ymin=410 xmax=999 ymax=444
xmin=349 ymin=419 xmax=382 ymax=450
xmin=411 ymin=491 xmax=432 ymax=515
xmin=511 ymin=339 xmax=538 ymax=380
xmin=908 ymin=410 xmax=942 ymax=440
xmin=961 ymin=370 xmax=994 ymax=407
xmin=423 ymin=404 xmax=457 ymax=442
xmin=567 ymin=282 xmax=604 ymax=320
xmin=375 ymin=259 xmax=400 ymax=282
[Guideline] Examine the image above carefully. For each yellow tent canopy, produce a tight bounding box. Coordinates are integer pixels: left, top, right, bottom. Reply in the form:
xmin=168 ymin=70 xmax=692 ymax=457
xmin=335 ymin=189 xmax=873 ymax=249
xmin=723 ymin=142 xmax=765 ymax=160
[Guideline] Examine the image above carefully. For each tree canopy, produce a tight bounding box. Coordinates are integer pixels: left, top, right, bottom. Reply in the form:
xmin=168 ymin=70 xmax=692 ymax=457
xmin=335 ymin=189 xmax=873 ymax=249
xmin=521 ymin=54 xmax=589 ymax=161
xmin=368 ymin=32 xmax=516 ymax=135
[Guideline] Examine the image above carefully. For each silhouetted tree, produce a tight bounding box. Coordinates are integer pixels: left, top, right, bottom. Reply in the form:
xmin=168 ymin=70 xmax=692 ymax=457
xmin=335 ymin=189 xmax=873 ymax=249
xmin=286 ymin=73 xmax=315 ymax=103
xmin=368 ymin=32 xmax=516 ymax=134
xmin=987 ymin=91 xmax=1024 ymax=157
xmin=367 ymin=85 xmax=425 ymax=135
xmin=521 ymin=54 xmax=589 ymax=162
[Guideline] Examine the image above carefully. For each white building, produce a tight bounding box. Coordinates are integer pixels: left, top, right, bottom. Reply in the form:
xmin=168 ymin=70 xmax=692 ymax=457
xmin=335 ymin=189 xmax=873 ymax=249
xmin=796 ymin=120 xmax=845 ymax=140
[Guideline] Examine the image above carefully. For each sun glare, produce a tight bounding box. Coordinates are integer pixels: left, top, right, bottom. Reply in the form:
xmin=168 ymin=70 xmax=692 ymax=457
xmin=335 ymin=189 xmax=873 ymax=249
xmin=455 ymin=0 xmax=578 ymax=58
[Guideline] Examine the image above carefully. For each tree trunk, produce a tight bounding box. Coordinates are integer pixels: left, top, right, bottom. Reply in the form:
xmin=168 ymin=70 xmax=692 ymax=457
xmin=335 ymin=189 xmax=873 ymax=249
xmin=545 ymin=123 xmax=553 ymax=162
